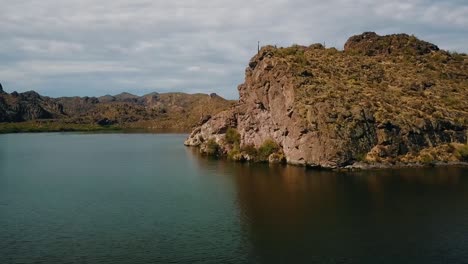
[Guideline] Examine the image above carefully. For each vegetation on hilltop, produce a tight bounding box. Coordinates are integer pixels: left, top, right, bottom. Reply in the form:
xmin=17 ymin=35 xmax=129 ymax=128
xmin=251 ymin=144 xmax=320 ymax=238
xmin=186 ymin=32 xmax=468 ymax=168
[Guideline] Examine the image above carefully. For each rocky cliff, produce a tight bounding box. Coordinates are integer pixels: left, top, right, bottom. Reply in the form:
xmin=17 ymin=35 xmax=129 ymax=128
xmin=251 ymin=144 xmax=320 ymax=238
xmin=185 ymin=32 xmax=468 ymax=168
xmin=0 ymin=89 xmax=64 ymax=122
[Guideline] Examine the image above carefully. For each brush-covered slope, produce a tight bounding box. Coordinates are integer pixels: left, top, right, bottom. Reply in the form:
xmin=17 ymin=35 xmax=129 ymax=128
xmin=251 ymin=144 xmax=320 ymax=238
xmin=185 ymin=32 xmax=468 ymax=168
xmin=0 ymin=86 xmax=234 ymax=131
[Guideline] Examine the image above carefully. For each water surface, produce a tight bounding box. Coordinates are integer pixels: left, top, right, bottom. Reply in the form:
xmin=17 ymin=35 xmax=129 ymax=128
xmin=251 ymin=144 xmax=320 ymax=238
xmin=1 ymin=133 xmax=467 ymax=263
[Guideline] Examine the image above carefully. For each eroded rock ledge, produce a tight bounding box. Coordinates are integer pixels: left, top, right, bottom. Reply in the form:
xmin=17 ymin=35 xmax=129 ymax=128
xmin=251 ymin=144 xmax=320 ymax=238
xmin=185 ymin=32 xmax=468 ymax=169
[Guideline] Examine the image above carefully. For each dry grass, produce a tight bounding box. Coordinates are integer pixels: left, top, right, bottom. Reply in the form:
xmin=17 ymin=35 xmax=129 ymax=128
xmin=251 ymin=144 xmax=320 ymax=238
xmin=265 ymin=41 xmax=467 ymax=129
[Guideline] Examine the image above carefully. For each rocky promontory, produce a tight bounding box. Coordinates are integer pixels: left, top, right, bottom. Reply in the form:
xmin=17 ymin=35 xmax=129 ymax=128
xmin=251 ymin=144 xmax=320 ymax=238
xmin=185 ymin=32 xmax=468 ymax=168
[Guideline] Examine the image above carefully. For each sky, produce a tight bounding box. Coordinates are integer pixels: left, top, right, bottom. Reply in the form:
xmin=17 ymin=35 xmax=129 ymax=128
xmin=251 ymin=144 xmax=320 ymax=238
xmin=0 ymin=0 xmax=467 ymax=99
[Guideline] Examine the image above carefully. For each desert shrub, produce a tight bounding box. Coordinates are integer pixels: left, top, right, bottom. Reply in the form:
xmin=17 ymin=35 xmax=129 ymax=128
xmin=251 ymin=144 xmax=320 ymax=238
xmin=268 ymin=152 xmax=286 ymax=164
xmin=276 ymin=45 xmax=306 ymax=59
xmin=241 ymin=144 xmax=257 ymax=156
xmin=258 ymin=139 xmax=280 ymax=160
xmin=225 ymin=128 xmax=241 ymax=146
xmin=275 ymin=47 xmax=290 ymax=57
xmin=448 ymin=51 xmax=466 ymax=62
xmin=447 ymin=143 xmax=458 ymax=153
xmin=457 ymin=144 xmax=468 ymax=162
xmin=442 ymin=96 xmax=459 ymax=107
xmin=291 ymin=49 xmax=308 ymax=66
xmin=227 ymin=145 xmax=241 ymax=160
xmin=355 ymin=152 xmax=367 ymax=162
xmin=420 ymin=153 xmax=435 ymax=165
xmin=204 ymin=138 xmax=220 ymax=156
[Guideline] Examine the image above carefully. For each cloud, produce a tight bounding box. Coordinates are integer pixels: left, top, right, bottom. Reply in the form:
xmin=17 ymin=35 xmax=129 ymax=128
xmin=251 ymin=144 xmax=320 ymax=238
xmin=0 ymin=0 xmax=466 ymax=99
xmin=15 ymin=60 xmax=140 ymax=75
xmin=12 ymin=38 xmax=84 ymax=55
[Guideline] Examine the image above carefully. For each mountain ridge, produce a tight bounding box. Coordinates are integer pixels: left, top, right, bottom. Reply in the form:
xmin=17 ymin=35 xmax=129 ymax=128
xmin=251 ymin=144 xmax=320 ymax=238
xmin=0 ymin=86 xmax=234 ymax=132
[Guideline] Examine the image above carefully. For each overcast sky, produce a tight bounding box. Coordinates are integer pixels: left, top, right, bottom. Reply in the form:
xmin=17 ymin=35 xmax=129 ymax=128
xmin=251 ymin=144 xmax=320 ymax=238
xmin=1 ymin=0 xmax=467 ymax=99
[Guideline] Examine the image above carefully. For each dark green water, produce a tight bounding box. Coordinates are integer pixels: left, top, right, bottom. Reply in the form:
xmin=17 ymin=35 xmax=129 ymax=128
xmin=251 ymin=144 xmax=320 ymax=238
xmin=1 ymin=133 xmax=468 ymax=264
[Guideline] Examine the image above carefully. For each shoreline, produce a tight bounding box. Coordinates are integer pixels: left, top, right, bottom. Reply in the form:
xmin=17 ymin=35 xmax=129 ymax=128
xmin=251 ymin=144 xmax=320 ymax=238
xmin=0 ymin=121 xmax=191 ymax=134
xmin=0 ymin=124 xmax=121 ymax=134
xmin=4 ymin=126 xmax=467 ymax=170
xmin=185 ymin=145 xmax=468 ymax=171
xmin=0 ymin=128 xmax=191 ymax=134
xmin=342 ymin=161 xmax=468 ymax=171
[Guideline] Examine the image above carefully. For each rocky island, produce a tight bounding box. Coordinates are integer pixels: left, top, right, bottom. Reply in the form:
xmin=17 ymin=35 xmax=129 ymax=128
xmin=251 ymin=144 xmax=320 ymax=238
xmin=185 ymin=32 xmax=468 ymax=169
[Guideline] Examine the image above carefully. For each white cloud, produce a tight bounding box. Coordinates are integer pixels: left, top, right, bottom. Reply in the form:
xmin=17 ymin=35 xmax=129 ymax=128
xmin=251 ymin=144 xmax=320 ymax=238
xmin=12 ymin=38 xmax=84 ymax=54
xmin=17 ymin=61 xmax=140 ymax=75
xmin=187 ymin=66 xmax=201 ymax=72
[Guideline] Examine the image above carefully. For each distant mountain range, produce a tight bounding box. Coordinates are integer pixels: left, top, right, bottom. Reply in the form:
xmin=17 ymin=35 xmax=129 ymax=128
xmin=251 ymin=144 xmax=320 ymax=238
xmin=0 ymin=84 xmax=234 ymax=132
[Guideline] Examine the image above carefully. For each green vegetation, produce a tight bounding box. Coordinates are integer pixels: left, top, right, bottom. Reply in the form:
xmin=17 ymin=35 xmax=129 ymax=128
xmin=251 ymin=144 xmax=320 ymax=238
xmin=395 ymin=143 xmax=468 ymax=165
xmin=0 ymin=121 xmax=120 ymax=134
xmin=448 ymin=51 xmax=467 ymax=62
xmin=257 ymin=139 xmax=280 ymax=160
xmin=355 ymin=153 xmax=368 ymax=162
xmin=456 ymin=144 xmax=468 ymax=162
xmin=227 ymin=145 xmax=241 ymax=160
xmin=204 ymin=138 xmax=220 ymax=156
xmin=225 ymin=128 xmax=243 ymax=160
xmin=225 ymin=127 xmax=241 ymax=146
xmin=274 ymin=45 xmax=309 ymax=67
xmin=226 ymin=139 xmax=282 ymax=162
xmin=420 ymin=153 xmax=435 ymax=165
xmin=241 ymin=144 xmax=258 ymax=156
xmin=267 ymin=152 xmax=286 ymax=164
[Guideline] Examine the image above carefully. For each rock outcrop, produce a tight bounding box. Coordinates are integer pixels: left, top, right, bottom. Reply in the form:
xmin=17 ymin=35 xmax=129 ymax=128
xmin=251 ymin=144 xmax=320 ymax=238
xmin=185 ymin=32 xmax=468 ymax=168
xmin=0 ymin=90 xmax=64 ymax=122
xmin=344 ymin=32 xmax=439 ymax=56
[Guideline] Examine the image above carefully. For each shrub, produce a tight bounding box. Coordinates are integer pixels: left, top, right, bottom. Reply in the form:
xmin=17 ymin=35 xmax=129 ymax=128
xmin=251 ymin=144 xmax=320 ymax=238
xmin=457 ymin=144 xmax=468 ymax=162
xmin=448 ymin=51 xmax=466 ymax=62
xmin=355 ymin=153 xmax=367 ymax=162
xmin=228 ymin=145 xmax=241 ymax=160
xmin=420 ymin=153 xmax=434 ymax=165
xmin=258 ymin=139 xmax=280 ymax=161
xmin=241 ymin=144 xmax=257 ymax=156
xmin=293 ymin=50 xmax=308 ymax=66
xmin=204 ymin=138 xmax=220 ymax=156
xmin=268 ymin=152 xmax=286 ymax=164
xmin=225 ymin=127 xmax=241 ymax=146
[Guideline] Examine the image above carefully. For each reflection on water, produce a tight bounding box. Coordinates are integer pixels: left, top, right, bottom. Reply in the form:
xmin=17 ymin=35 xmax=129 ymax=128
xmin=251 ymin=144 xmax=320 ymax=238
xmin=1 ymin=134 xmax=467 ymax=264
xmin=189 ymin=148 xmax=468 ymax=263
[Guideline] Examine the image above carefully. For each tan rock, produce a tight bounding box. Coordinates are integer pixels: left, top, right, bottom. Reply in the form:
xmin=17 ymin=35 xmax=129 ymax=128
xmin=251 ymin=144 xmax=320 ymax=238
xmin=186 ymin=33 xmax=468 ymax=168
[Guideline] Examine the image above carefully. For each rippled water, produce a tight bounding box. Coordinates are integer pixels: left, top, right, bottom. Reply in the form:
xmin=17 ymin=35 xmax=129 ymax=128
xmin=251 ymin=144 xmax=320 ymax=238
xmin=1 ymin=133 xmax=468 ymax=264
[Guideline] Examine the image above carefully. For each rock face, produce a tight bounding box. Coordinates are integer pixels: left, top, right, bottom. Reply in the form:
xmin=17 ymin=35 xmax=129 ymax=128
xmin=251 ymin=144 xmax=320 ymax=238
xmin=344 ymin=32 xmax=439 ymax=56
xmin=0 ymin=90 xmax=64 ymax=122
xmin=0 ymin=87 xmax=234 ymax=130
xmin=185 ymin=32 xmax=468 ymax=168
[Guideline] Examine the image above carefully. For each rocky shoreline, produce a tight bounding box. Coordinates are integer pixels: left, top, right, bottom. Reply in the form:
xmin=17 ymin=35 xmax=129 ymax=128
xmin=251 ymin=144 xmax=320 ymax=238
xmin=344 ymin=161 xmax=468 ymax=170
xmin=185 ymin=142 xmax=468 ymax=170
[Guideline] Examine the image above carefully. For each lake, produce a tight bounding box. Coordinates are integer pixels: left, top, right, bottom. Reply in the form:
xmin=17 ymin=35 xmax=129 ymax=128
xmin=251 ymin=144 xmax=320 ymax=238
xmin=1 ymin=133 xmax=468 ymax=263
